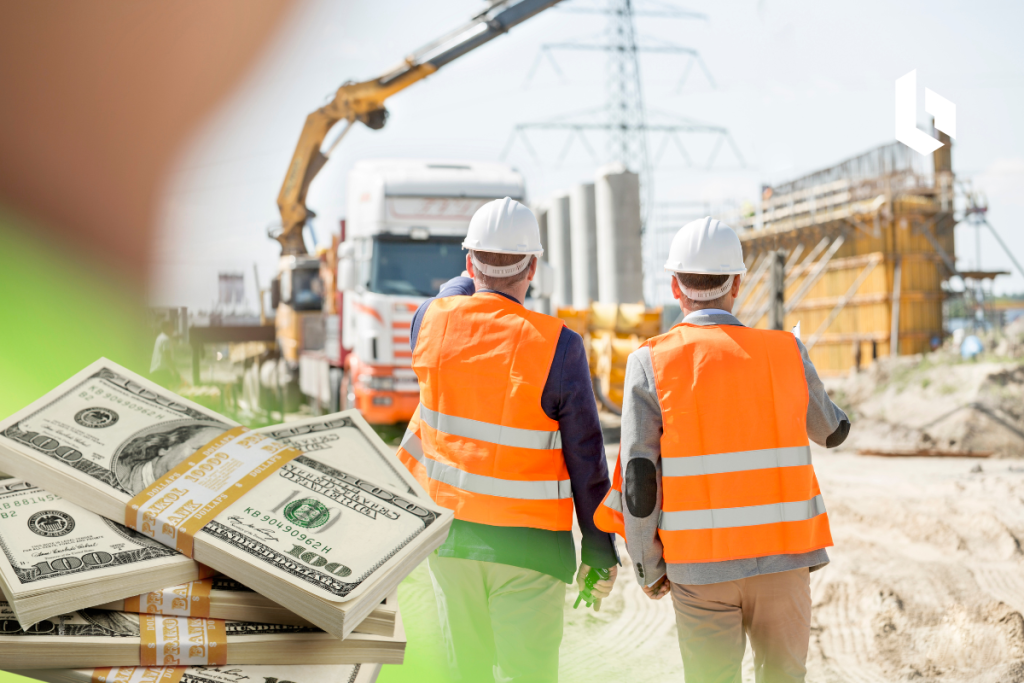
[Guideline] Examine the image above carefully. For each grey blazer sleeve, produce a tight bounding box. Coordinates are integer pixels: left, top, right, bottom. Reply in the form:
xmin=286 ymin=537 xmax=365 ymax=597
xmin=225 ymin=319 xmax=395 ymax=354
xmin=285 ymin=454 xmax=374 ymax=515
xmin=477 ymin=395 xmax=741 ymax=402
xmin=796 ymin=338 xmax=850 ymax=447
xmin=619 ymin=347 xmax=667 ymax=586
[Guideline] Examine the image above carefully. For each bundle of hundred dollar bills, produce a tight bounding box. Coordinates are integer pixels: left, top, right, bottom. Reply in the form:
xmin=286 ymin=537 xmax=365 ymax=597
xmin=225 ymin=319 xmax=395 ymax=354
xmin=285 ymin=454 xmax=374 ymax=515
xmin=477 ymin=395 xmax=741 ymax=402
xmin=18 ymin=663 xmax=381 ymax=683
xmin=0 ymin=358 xmax=450 ymax=674
xmin=0 ymin=602 xmax=406 ymax=668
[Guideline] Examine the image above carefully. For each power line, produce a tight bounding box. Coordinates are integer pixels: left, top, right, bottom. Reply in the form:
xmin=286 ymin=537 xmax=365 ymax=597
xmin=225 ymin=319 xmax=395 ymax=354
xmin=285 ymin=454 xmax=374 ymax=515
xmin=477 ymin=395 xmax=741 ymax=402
xmin=502 ymin=0 xmax=743 ymax=224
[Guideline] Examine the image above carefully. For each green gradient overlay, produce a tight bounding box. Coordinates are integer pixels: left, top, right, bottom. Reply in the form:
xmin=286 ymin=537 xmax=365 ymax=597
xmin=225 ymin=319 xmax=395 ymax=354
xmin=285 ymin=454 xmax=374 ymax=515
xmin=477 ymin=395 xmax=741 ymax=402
xmin=0 ymin=209 xmax=151 ymax=417
xmin=0 ymin=566 xmax=451 ymax=683
xmin=0 ymin=210 xmax=564 ymax=683
xmin=0 ymin=209 xmax=454 ymax=681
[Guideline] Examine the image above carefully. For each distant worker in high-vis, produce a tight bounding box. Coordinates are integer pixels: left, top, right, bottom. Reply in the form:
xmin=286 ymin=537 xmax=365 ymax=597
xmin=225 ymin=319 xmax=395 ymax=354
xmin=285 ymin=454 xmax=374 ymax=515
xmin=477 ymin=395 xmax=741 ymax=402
xmin=595 ymin=217 xmax=850 ymax=683
xmin=398 ymin=197 xmax=618 ymax=682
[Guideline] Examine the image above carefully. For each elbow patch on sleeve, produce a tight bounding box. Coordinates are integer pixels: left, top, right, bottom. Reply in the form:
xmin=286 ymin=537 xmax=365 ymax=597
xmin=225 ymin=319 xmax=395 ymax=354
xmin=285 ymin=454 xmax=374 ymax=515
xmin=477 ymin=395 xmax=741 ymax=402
xmin=624 ymin=459 xmax=658 ymax=517
xmin=826 ymin=419 xmax=851 ymax=448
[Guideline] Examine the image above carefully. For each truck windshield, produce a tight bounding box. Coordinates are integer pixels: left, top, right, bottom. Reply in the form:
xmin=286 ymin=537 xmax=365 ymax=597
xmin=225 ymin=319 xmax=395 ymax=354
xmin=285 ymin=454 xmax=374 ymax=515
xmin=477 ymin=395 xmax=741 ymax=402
xmin=369 ymin=236 xmax=466 ymax=297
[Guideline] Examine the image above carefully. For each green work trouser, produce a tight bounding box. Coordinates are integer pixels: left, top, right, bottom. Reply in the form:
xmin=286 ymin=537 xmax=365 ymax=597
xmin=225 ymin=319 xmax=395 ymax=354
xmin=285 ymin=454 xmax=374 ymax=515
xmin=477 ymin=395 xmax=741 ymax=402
xmin=428 ymin=553 xmax=566 ymax=683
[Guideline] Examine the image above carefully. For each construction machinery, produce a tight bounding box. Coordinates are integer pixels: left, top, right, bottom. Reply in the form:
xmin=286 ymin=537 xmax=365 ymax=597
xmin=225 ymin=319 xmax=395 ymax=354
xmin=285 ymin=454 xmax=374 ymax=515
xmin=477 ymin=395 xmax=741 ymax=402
xmin=269 ymin=0 xmax=564 ymax=422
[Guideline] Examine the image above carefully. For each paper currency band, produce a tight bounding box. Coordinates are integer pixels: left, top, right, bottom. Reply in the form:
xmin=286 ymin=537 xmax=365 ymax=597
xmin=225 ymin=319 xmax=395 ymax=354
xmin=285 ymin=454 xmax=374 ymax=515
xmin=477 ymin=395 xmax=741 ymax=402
xmin=140 ymin=615 xmax=228 ymax=667
xmin=124 ymin=426 xmax=303 ymax=557
xmin=124 ymin=579 xmax=214 ymax=618
xmin=93 ymin=667 xmax=186 ymax=683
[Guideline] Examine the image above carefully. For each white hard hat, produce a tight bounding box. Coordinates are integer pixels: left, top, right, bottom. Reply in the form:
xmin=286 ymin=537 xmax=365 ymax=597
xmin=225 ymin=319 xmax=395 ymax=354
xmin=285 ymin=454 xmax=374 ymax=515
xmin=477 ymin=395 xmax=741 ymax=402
xmin=664 ymin=216 xmax=746 ymax=275
xmin=462 ymin=197 xmax=543 ymax=278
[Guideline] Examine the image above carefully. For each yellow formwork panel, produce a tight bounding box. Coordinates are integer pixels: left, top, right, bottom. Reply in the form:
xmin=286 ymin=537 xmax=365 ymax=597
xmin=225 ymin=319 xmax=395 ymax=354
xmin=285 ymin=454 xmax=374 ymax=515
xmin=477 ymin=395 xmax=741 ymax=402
xmin=739 ymin=197 xmax=953 ymax=374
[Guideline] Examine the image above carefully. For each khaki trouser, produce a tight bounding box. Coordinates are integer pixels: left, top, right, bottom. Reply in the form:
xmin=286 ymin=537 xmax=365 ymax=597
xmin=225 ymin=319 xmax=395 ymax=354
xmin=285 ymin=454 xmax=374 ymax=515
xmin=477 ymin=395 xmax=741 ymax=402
xmin=428 ymin=554 xmax=566 ymax=683
xmin=671 ymin=567 xmax=811 ymax=683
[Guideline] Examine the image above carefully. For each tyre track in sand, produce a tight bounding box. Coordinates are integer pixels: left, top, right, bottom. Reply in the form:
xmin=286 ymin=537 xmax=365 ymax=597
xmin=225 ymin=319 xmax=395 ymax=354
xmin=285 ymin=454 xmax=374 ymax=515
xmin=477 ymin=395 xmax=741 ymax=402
xmin=384 ymin=447 xmax=1024 ymax=681
xmin=970 ymin=563 xmax=1024 ymax=614
xmin=811 ymin=577 xmax=891 ymax=683
xmin=809 ymin=452 xmax=1024 ymax=682
xmin=559 ymin=538 xmax=680 ymax=681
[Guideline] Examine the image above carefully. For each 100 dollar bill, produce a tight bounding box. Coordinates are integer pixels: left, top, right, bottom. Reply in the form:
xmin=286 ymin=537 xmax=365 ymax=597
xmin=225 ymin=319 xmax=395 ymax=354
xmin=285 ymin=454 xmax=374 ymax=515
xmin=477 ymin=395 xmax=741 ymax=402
xmin=260 ymin=414 xmax=427 ymax=501
xmin=0 ymin=601 xmax=406 ymax=668
xmin=0 ymin=360 xmax=452 ymax=638
xmin=0 ymin=480 xmax=183 ymax=587
xmin=12 ymin=663 xmax=381 ymax=683
xmin=0 ymin=478 xmax=203 ymax=628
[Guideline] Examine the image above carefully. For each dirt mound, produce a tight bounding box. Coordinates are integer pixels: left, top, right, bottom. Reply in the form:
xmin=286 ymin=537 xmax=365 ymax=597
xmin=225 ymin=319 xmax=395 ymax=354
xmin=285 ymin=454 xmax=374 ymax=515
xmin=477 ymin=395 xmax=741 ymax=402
xmin=808 ymin=453 xmax=1024 ymax=682
xmin=825 ymin=354 xmax=1024 ymax=457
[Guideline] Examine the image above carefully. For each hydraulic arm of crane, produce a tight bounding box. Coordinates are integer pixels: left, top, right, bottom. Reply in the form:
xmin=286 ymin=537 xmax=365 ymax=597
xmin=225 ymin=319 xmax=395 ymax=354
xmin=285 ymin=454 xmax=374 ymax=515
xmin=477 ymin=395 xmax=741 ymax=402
xmin=274 ymin=0 xmax=565 ymax=254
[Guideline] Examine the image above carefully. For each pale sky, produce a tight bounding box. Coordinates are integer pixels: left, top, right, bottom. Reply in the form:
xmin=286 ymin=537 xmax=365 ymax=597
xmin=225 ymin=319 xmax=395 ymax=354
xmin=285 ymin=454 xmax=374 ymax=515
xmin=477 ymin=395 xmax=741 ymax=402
xmin=153 ymin=0 xmax=1024 ymax=311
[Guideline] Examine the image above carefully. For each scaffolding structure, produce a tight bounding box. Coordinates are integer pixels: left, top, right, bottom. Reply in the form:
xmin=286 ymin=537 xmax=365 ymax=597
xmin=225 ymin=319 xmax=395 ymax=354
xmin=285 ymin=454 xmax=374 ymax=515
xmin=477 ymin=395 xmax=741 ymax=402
xmin=733 ymin=134 xmax=957 ymax=375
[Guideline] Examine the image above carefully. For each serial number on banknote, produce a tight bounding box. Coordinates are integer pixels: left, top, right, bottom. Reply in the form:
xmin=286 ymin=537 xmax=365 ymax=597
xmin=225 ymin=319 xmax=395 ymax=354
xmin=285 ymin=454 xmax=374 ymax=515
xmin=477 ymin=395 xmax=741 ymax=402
xmin=1 ymin=493 xmax=59 ymax=510
xmin=241 ymin=508 xmax=333 ymax=555
xmin=0 ymin=492 xmax=62 ymax=520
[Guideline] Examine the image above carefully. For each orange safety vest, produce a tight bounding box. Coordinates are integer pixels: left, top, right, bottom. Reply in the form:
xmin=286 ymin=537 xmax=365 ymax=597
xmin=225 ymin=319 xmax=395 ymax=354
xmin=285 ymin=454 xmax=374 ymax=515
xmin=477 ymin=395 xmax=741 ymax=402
xmin=595 ymin=323 xmax=833 ymax=563
xmin=396 ymin=293 xmax=573 ymax=531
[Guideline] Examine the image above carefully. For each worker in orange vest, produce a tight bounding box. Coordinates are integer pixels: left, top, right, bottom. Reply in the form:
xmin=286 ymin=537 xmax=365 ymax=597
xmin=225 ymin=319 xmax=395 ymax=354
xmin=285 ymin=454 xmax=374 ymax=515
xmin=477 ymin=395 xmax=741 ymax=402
xmin=595 ymin=217 xmax=850 ymax=682
xmin=397 ymin=197 xmax=618 ymax=682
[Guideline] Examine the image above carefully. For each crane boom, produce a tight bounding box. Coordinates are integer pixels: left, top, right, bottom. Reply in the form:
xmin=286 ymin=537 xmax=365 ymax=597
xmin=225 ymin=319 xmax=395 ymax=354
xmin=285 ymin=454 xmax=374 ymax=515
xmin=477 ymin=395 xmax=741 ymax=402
xmin=274 ymin=0 xmax=564 ymax=254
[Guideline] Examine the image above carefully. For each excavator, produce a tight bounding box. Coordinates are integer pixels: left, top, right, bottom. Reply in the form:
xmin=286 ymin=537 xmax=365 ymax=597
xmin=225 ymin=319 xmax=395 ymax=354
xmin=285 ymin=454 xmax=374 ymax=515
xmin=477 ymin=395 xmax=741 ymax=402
xmin=267 ymin=0 xmax=564 ymax=418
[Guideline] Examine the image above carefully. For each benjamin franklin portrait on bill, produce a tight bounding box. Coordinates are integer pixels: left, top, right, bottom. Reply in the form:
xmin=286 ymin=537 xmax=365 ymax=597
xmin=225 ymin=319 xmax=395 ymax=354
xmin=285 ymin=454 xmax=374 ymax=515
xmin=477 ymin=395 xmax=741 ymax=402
xmin=114 ymin=420 xmax=227 ymax=494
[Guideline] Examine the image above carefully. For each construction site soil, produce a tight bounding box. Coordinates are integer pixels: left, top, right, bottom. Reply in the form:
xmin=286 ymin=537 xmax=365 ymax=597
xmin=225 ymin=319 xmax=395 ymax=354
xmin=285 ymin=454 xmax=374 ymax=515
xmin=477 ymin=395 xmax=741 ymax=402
xmin=825 ymin=352 xmax=1024 ymax=459
xmin=390 ymin=441 xmax=1024 ymax=681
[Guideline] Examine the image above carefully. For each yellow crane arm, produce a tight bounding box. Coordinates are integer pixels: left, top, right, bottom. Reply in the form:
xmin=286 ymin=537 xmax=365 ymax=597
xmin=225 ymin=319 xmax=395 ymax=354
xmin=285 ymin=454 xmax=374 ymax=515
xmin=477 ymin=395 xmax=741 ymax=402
xmin=274 ymin=0 xmax=565 ymax=254
xmin=275 ymin=66 xmax=435 ymax=254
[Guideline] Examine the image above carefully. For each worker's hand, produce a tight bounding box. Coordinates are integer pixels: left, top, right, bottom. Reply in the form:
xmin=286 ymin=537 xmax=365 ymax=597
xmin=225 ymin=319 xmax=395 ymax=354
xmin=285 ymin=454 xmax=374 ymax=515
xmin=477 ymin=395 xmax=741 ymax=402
xmin=642 ymin=575 xmax=671 ymax=601
xmin=576 ymin=563 xmax=618 ymax=612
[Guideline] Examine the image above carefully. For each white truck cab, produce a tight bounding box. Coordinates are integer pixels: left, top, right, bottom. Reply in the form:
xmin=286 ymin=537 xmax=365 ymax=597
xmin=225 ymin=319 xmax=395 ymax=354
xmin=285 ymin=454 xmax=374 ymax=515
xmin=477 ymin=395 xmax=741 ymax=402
xmin=337 ymin=159 xmax=526 ymax=424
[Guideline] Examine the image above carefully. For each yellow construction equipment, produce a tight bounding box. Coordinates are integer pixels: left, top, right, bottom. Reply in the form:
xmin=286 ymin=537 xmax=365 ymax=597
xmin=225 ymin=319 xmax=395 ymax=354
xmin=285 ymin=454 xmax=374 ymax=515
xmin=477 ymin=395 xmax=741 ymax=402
xmin=558 ymin=303 xmax=662 ymax=411
xmin=270 ymin=0 xmax=566 ymax=367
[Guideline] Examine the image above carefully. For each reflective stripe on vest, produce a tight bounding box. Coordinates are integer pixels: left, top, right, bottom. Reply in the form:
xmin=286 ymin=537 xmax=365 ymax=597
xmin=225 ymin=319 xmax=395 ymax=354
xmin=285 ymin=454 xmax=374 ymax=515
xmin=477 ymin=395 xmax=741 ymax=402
xmin=401 ymin=293 xmax=573 ymax=531
xmin=400 ymin=423 xmax=571 ymax=501
xmin=659 ymin=494 xmax=826 ymax=531
xmin=662 ymin=445 xmax=811 ymax=477
xmin=418 ymin=405 xmax=563 ymax=451
xmin=647 ymin=323 xmax=833 ymax=563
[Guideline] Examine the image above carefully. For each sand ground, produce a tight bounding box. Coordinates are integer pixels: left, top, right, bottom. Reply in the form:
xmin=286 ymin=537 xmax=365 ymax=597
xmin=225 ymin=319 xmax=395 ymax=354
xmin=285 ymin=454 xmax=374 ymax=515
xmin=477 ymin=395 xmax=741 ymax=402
xmin=386 ymin=445 xmax=1024 ymax=682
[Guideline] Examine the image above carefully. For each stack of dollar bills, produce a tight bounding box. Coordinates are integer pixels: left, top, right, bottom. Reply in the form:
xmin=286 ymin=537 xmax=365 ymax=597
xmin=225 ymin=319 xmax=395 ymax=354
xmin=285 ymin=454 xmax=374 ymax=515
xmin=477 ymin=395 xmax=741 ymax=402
xmin=0 ymin=359 xmax=451 ymax=680
xmin=19 ymin=664 xmax=382 ymax=683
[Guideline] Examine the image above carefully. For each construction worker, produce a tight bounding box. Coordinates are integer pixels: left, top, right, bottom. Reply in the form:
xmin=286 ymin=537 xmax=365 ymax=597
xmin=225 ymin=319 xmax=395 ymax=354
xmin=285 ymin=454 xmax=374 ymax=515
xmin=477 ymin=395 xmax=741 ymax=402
xmin=397 ymin=197 xmax=618 ymax=683
xmin=595 ymin=217 xmax=850 ymax=683
xmin=150 ymin=320 xmax=180 ymax=388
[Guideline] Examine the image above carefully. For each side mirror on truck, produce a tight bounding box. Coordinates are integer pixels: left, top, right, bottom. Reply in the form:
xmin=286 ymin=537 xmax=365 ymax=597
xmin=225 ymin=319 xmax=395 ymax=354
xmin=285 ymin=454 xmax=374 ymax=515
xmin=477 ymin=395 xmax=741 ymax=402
xmin=338 ymin=243 xmax=357 ymax=291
